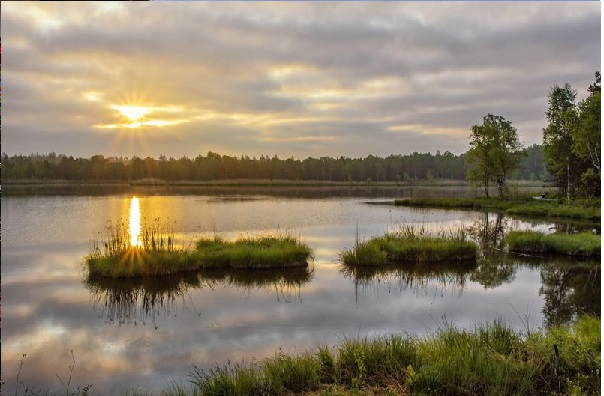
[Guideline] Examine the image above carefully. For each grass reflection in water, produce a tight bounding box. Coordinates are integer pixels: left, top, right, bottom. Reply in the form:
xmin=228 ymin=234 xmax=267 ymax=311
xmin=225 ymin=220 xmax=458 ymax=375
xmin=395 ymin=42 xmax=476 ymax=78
xmin=85 ymin=267 xmax=314 ymax=326
xmin=341 ymin=261 xmax=477 ymax=298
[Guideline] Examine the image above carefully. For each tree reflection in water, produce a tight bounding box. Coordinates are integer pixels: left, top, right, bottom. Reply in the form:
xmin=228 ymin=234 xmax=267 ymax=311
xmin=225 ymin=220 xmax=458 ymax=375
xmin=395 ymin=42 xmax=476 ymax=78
xmin=466 ymin=212 xmax=600 ymax=325
xmin=538 ymin=259 xmax=600 ymax=326
xmin=85 ymin=267 xmax=313 ymax=327
xmin=467 ymin=212 xmax=521 ymax=288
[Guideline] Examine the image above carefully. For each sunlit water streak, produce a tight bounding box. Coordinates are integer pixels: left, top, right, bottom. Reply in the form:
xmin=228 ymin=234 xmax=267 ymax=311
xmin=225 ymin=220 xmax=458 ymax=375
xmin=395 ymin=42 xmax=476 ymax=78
xmin=129 ymin=196 xmax=141 ymax=247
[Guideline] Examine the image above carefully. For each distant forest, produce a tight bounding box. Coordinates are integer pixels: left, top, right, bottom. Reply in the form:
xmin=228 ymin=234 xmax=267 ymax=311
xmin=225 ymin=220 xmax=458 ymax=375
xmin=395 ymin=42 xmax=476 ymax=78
xmin=1 ymin=145 xmax=547 ymax=183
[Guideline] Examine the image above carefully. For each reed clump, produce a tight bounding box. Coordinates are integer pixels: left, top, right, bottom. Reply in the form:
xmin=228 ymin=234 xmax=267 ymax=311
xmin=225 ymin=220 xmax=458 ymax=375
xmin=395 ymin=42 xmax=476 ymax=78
xmin=505 ymin=231 xmax=601 ymax=257
xmin=85 ymin=227 xmax=312 ymax=278
xmin=340 ymin=228 xmax=477 ymax=266
xmin=182 ymin=316 xmax=600 ymax=396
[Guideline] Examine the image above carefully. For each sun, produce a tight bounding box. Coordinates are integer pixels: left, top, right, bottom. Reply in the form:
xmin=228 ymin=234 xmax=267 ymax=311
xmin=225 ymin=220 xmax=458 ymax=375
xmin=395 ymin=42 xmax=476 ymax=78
xmin=112 ymin=105 xmax=151 ymax=122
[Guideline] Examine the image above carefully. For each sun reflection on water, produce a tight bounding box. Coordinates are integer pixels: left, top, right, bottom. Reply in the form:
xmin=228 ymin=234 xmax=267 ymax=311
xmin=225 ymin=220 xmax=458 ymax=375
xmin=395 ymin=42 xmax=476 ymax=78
xmin=129 ymin=196 xmax=141 ymax=247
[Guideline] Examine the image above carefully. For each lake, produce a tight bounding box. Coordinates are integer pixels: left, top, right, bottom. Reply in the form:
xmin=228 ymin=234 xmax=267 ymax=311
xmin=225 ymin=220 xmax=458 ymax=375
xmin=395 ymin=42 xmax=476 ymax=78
xmin=1 ymin=192 xmax=599 ymax=394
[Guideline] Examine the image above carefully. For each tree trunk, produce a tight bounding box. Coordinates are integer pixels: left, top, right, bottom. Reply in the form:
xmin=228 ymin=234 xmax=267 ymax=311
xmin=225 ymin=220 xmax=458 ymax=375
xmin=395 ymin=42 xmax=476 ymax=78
xmin=566 ymin=157 xmax=571 ymax=203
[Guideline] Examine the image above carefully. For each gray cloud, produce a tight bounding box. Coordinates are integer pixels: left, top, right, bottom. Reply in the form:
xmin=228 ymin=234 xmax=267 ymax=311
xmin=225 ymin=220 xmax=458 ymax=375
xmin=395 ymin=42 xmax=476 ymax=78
xmin=2 ymin=2 xmax=600 ymax=158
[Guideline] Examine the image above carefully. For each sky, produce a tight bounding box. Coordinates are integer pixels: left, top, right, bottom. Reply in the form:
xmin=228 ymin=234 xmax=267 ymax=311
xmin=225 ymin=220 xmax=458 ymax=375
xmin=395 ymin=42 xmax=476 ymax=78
xmin=2 ymin=2 xmax=600 ymax=159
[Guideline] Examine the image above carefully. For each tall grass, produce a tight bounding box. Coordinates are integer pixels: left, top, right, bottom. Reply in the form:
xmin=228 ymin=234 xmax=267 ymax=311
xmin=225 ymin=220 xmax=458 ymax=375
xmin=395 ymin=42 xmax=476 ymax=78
xmin=505 ymin=231 xmax=601 ymax=257
xmin=183 ymin=316 xmax=600 ymax=396
xmin=85 ymin=229 xmax=312 ymax=278
xmin=194 ymin=235 xmax=312 ymax=269
xmin=341 ymin=228 xmax=477 ymax=266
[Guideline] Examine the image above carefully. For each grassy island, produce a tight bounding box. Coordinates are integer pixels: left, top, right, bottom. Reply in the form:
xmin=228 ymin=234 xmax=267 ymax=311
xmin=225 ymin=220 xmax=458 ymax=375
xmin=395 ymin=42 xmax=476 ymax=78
xmin=394 ymin=197 xmax=601 ymax=222
xmin=86 ymin=234 xmax=312 ymax=278
xmin=505 ymin=231 xmax=601 ymax=257
xmin=173 ymin=316 xmax=600 ymax=396
xmin=340 ymin=230 xmax=477 ymax=266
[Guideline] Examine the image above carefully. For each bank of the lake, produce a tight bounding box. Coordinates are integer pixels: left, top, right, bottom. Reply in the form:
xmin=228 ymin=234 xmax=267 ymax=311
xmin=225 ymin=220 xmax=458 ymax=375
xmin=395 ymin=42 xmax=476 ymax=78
xmin=167 ymin=315 xmax=600 ymax=396
xmin=394 ymin=197 xmax=601 ymax=222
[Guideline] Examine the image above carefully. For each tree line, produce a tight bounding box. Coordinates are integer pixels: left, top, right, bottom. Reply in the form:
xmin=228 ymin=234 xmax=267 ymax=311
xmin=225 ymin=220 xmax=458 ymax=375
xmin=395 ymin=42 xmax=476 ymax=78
xmin=1 ymin=146 xmax=546 ymax=183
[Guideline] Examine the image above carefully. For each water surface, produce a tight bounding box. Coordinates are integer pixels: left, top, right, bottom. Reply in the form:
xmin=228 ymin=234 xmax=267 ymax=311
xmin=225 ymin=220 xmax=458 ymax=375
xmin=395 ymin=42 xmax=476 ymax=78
xmin=1 ymin=194 xmax=599 ymax=394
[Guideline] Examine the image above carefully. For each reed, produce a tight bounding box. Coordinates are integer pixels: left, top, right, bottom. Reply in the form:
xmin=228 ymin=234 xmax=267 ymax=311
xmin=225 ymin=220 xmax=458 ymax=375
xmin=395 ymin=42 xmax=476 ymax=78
xmin=85 ymin=230 xmax=312 ymax=278
xmin=340 ymin=228 xmax=477 ymax=266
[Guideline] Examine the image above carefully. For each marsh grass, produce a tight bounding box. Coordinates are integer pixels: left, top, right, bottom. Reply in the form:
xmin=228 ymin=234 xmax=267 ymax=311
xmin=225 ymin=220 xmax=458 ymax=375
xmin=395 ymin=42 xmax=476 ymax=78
xmin=194 ymin=235 xmax=312 ymax=269
xmin=395 ymin=197 xmax=601 ymax=221
xmin=505 ymin=231 xmax=601 ymax=257
xmin=341 ymin=228 xmax=477 ymax=266
xmin=185 ymin=316 xmax=600 ymax=396
xmin=86 ymin=226 xmax=312 ymax=278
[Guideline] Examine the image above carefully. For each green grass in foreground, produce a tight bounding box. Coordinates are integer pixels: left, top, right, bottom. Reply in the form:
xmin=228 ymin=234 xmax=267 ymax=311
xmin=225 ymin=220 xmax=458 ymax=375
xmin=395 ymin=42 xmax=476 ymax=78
xmin=162 ymin=316 xmax=600 ymax=396
xmin=340 ymin=229 xmax=477 ymax=266
xmin=5 ymin=317 xmax=599 ymax=395
xmin=86 ymin=234 xmax=312 ymax=278
xmin=394 ymin=197 xmax=601 ymax=221
xmin=505 ymin=231 xmax=601 ymax=257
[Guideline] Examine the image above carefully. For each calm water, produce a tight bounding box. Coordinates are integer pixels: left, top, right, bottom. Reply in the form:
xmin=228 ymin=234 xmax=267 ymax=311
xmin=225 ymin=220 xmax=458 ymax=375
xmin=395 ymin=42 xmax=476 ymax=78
xmin=1 ymin=194 xmax=599 ymax=394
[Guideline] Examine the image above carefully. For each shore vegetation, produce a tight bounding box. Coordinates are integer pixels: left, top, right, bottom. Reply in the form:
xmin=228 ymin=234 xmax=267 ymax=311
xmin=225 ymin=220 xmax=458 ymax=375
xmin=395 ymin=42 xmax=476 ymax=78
xmin=505 ymin=231 xmax=601 ymax=257
xmin=394 ymin=197 xmax=600 ymax=221
xmin=175 ymin=316 xmax=600 ymax=396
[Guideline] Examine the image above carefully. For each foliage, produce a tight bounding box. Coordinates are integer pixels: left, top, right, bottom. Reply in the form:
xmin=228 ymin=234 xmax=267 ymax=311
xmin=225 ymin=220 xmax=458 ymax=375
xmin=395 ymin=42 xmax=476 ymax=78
xmin=1 ymin=151 xmax=469 ymax=183
xmin=1 ymin=148 xmax=550 ymax=185
xmin=543 ymin=72 xmax=601 ymax=200
xmin=466 ymin=114 xmax=525 ymax=198
xmin=572 ymin=88 xmax=601 ymax=196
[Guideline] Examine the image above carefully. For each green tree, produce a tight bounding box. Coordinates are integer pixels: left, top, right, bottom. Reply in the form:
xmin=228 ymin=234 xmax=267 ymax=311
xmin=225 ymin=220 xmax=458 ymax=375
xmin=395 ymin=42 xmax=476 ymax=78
xmin=542 ymin=83 xmax=581 ymax=202
xmin=466 ymin=114 xmax=524 ymax=198
xmin=572 ymin=72 xmax=601 ymax=196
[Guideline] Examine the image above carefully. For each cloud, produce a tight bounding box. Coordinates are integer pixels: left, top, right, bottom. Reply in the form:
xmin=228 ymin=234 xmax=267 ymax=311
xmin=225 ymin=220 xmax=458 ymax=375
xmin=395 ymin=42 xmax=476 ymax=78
xmin=2 ymin=2 xmax=600 ymax=158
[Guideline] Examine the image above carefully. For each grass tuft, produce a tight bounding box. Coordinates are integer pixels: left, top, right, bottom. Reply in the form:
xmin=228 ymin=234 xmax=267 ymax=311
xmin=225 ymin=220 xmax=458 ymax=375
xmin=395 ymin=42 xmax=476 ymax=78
xmin=341 ymin=228 xmax=477 ymax=266
xmin=85 ymin=227 xmax=312 ymax=278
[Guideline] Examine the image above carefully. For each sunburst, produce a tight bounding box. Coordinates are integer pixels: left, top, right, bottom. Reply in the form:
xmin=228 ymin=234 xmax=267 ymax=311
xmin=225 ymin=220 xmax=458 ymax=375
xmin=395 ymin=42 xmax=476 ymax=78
xmin=112 ymin=105 xmax=151 ymax=122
